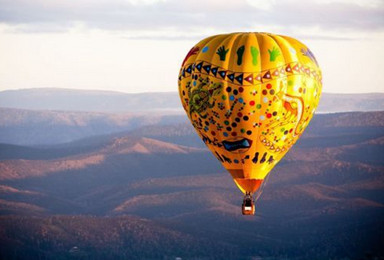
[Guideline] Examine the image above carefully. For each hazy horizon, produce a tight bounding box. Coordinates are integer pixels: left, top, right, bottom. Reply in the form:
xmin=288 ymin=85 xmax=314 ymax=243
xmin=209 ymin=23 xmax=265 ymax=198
xmin=1 ymin=87 xmax=384 ymax=95
xmin=1 ymin=0 xmax=383 ymax=94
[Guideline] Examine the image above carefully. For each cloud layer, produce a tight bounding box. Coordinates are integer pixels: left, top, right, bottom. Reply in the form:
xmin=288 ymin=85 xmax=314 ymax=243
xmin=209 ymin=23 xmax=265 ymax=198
xmin=0 ymin=0 xmax=383 ymax=38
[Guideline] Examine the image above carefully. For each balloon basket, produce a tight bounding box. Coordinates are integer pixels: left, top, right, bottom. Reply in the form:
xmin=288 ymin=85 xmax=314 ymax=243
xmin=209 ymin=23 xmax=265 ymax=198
xmin=241 ymin=192 xmax=255 ymax=215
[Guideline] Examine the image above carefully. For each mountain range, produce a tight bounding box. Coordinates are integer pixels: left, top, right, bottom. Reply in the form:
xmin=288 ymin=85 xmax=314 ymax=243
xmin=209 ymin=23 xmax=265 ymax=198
xmin=0 ymin=111 xmax=383 ymax=259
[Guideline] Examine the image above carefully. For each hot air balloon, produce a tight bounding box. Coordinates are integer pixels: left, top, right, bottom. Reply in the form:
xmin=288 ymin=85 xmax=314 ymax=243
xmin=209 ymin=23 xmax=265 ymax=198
xmin=178 ymin=32 xmax=322 ymax=215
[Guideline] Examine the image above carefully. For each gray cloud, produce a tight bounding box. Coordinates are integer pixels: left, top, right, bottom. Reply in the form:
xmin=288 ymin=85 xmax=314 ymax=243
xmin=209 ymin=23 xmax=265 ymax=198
xmin=0 ymin=0 xmax=383 ymax=37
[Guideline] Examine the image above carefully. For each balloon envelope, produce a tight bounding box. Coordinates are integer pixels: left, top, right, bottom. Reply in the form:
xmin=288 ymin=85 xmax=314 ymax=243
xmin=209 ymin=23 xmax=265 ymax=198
xmin=178 ymin=32 xmax=322 ymax=195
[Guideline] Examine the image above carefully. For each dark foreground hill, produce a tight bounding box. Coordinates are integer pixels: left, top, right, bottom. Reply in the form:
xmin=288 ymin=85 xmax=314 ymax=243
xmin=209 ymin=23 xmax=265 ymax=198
xmin=0 ymin=112 xmax=383 ymax=259
xmin=0 ymin=215 xmax=233 ymax=260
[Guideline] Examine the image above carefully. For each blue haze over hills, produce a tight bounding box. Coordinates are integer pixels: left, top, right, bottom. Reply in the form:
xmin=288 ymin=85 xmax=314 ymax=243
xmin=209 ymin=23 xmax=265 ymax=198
xmin=0 ymin=88 xmax=383 ymax=259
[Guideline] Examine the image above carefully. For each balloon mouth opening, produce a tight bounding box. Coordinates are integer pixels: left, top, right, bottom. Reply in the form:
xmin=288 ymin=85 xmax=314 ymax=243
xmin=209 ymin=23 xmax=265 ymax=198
xmin=233 ymin=178 xmax=263 ymax=194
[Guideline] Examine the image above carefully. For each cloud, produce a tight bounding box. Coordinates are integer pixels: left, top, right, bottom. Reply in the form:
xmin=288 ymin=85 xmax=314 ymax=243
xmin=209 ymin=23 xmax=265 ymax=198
xmin=126 ymin=0 xmax=167 ymax=5
xmin=0 ymin=0 xmax=383 ymax=39
xmin=248 ymin=0 xmax=383 ymax=9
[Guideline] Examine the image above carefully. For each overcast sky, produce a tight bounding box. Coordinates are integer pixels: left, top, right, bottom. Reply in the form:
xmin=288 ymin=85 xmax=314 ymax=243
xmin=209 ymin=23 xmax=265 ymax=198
xmin=0 ymin=0 xmax=383 ymax=93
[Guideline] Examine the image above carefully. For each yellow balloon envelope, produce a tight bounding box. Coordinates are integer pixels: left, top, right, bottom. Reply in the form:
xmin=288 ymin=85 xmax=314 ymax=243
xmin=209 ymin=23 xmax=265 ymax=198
xmin=178 ymin=32 xmax=322 ymax=199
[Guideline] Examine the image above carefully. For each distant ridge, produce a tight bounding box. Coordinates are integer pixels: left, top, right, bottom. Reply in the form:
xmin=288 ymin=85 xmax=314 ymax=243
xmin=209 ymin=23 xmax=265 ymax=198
xmin=0 ymin=107 xmax=186 ymax=145
xmin=318 ymin=92 xmax=384 ymax=113
xmin=0 ymin=88 xmax=181 ymax=112
xmin=0 ymin=88 xmax=383 ymax=113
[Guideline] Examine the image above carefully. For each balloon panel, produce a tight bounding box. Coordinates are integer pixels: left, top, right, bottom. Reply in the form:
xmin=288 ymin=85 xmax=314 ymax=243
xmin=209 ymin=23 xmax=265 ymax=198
xmin=178 ymin=32 xmax=322 ymax=194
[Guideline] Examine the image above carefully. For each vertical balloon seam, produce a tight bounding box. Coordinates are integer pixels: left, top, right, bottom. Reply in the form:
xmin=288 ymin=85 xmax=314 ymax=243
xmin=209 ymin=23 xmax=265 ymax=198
xmin=195 ymin=34 xmax=233 ymax=169
xmin=241 ymin=32 xmax=255 ymax=183
xmin=283 ymin=36 xmax=301 ymax=162
xmin=278 ymin=35 xmax=300 ymax=153
xmin=248 ymin=32 xmax=262 ymax=185
xmin=203 ymin=35 xmax=230 ymax=163
xmin=231 ymin=33 xmax=254 ymax=193
xmin=245 ymin=32 xmax=260 ymax=180
xmin=217 ymin=33 xmax=242 ymax=170
xmin=260 ymin=33 xmax=280 ymax=179
xmin=284 ymin=35 xmax=321 ymax=149
xmin=275 ymin=34 xmax=300 ymax=160
xmin=267 ymin=34 xmax=291 ymax=179
xmin=189 ymin=35 xmax=221 ymax=148
xmin=208 ymin=34 xmax=231 ymax=168
xmin=227 ymin=33 xmax=247 ymax=171
xmin=292 ymin=37 xmax=311 ymax=148
xmin=241 ymin=32 xmax=258 ymax=182
xmin=254 ymin=32 xmax=266 ymax=181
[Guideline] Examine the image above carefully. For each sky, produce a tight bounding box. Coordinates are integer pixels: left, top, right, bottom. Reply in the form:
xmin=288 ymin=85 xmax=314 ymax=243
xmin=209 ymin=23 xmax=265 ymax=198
xmin=0 ymin=0 xmax=383 ymax=93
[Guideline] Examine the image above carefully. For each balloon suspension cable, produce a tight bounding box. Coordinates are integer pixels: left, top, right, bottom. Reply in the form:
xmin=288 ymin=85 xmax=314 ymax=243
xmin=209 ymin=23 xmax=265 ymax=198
xmin=254 ymin=173 xmax=271 ymax=202
xmin=243 ymin=192 xmax=254 ymax=205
